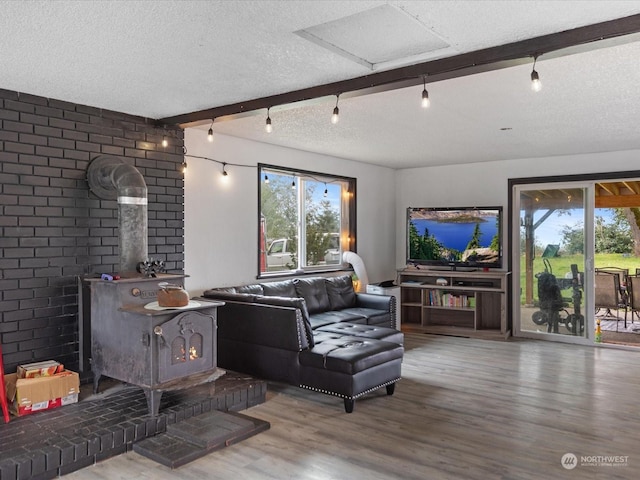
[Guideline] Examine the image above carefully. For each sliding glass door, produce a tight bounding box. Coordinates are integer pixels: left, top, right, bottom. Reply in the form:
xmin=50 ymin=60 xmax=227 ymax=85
xmin=513 ymin=182 xmax=593 ymax=344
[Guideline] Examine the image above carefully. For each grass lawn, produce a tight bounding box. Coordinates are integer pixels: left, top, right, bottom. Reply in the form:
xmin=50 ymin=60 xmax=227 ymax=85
xmin=518 ymin=253 xmax=640 ymax=304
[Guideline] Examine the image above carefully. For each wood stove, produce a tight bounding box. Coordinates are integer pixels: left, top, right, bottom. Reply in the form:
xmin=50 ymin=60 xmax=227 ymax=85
xmin=84 ymin=273 xmax=224 ymax=416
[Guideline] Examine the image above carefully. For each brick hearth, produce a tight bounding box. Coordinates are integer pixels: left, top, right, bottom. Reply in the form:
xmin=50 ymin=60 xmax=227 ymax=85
xmin=0 ymin=372 xmax=267 ymax=480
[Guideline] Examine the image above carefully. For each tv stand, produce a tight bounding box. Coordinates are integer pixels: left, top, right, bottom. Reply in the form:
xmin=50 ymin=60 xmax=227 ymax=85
xmin=399 ymin=269 xmax=510 ymax=339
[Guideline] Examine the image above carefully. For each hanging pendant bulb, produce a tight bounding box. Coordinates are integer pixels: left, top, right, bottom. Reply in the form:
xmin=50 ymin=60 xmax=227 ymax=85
xmin=207 ymin=119 xmax=214 ymax=142
xmin=265 ymin=108 xmax=273 ymax=133
xmin=331 ymin=94 xmax=340 ymax=124
xmin=421 ymin=76 xmax=430 ymax=108
xmin=531 ymin=55 xmax=542 ymax=92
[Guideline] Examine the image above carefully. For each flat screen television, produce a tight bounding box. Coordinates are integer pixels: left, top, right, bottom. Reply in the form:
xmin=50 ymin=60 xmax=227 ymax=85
xmin=407 ymin=206 xmax=503 ymax=269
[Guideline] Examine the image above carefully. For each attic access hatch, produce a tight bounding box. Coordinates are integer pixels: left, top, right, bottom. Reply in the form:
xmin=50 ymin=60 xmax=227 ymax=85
xmin=294 ymin=4 xmax=455 ymax=70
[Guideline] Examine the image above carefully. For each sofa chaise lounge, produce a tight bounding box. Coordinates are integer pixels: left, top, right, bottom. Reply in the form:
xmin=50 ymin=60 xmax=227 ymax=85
xmin=200 ymin=275 xmax=403 ymax=412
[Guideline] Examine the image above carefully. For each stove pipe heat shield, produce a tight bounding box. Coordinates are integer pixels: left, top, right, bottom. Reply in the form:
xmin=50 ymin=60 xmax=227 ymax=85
xmin=87 ymin=155 xmax=148 ymax=275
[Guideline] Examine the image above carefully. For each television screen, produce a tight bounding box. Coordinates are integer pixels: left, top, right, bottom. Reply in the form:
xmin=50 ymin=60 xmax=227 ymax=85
xmin=407 ymin=206 xmax=503 ymax=269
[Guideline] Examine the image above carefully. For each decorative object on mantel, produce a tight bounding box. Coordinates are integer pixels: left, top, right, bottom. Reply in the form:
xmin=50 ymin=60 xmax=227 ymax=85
xmin=436 ymin=278 xmax=448 ymax=286
xmin=137 ymin=258 xmax=166 ymax=277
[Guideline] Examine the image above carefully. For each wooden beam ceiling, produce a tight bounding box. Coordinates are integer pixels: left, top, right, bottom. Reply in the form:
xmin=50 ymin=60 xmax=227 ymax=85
xmin=159 ymin=14 xmax=640 ymax=127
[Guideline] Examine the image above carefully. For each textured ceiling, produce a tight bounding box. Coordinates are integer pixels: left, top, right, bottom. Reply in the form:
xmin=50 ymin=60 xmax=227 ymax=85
xmin=2 ymin=1 xmax=640 ymax=168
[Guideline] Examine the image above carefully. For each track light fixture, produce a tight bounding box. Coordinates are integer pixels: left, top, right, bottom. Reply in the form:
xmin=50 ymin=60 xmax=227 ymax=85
xmin=421 ymin=76 xmax=430 ymax=108
xmin=265 ymin=108 xmax=273 ymax=133
xmin=208 ymin=119 xmax=214 ymax=142
xmin=331 ymin=94 xmax=340 ymax=124
xmin=531 ymin=55 xmax=542 ymax=92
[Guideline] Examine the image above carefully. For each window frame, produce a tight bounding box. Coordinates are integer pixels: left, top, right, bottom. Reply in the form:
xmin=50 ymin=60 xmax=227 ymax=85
xmin=258 ymin=163 xmax=357 ymax=278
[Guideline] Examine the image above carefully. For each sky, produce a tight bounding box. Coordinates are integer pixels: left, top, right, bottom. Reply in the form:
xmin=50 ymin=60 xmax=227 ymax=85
xmin=526 ymin=208 xmax=615 ymax=249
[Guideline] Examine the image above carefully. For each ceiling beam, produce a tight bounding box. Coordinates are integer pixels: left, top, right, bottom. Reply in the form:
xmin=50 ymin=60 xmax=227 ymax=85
xmin=159 ymin=14 xmax=640 ymax=127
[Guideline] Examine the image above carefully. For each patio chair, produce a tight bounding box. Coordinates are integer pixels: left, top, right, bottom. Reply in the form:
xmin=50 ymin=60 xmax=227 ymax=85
xmin=625 ymin=274 xmax=640 ymax=325
xmin=594 ymin=272 xmax=627 ymax=330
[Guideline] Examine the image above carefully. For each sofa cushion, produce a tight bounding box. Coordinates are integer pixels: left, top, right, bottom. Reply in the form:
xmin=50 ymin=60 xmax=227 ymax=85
xmin=260 ymin=280 xmax=296 ymax=297
xmin=309 ymin=310 xmax=367 ymax=329
xmin=293 ymin=278 xmax=331 ymax=314
xmin=341 ymin=307 xmax=390 ymax=327
xmin=325 ymin=275 xmax=357 ymax=310
xmin=254 ymin=295 xmax=314 ymax=347
xmin=315 ymin=323 xmax=403 ymax=346
xmin=299 ymin=338 xmax=403 ymax=375
xmin=236 ymin=284 xmax=265 ymax=295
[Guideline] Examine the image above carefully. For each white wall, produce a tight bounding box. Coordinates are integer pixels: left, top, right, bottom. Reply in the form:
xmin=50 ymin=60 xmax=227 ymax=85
xmin=184 ymin=130 xmax=397 ymax=295
xmin=395 ymin=149 xmax=640 ymax=269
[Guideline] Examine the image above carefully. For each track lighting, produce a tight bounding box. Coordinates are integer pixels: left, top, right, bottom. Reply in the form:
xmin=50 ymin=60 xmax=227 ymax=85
xmin=208 ymin=119 xmax=214 ymax=142
xmin=331 ymin=95 xmax=340 ymax=124
xmin=531 ymin=55 xmax=542 ymax=92
xmin=421 ymin=76 xmax=430 ymax=108
xmin=265 ymin=108 xmax=273 ymax=133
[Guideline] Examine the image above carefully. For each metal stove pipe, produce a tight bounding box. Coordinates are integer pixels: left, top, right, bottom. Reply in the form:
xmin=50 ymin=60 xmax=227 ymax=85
xmin=87 ymin=156 xmax=148 ymax=275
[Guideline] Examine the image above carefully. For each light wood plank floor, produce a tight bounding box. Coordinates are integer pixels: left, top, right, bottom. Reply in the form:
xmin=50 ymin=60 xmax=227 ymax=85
xmin=66 ymin=334 xmax=639 ymax=479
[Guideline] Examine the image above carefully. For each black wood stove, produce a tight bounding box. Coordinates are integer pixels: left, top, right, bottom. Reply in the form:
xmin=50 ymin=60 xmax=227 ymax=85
xmin=84 ymin=274 xmax=224 ymax=416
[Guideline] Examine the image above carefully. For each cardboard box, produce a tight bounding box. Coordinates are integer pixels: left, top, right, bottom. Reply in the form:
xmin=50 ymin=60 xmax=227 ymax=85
xmin=17 ymin=360 xmax=64 ymax=379
xmin=5 ymin=370 xmax=80 ymax=416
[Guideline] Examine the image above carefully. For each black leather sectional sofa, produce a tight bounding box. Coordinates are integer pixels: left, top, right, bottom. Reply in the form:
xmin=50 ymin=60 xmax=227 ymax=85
xmin=201 ymin=275 xmax=404 ymax=413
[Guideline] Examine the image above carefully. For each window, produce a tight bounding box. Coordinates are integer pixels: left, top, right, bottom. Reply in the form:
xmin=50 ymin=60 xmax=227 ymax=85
xmin=258 ymin=164 xmax=356 ymax=276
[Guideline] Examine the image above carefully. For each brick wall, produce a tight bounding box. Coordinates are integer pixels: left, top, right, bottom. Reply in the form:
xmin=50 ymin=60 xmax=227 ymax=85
xmin=0 ymin=89 xmax=185 ymax=374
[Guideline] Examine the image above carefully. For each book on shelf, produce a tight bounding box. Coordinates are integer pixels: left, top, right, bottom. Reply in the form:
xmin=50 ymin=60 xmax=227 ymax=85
xmin=428 ymin=290 xmax=473 ymax=308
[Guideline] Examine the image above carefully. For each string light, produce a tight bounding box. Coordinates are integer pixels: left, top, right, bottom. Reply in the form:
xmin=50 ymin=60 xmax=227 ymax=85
xmin=162 ymin=135 xmax=168 ymax=148
xmin=208 ymin=119 xmax=214 ymax=142
xmin=324 ymin=183 xmax=328 ymax=197
xmin=222 ymin=162 xmax=228 ymax=177
xmin=291 ymin=178 xmax=296 ymax=189
xmin=265 ymin=108 xmax=273 ymax=133
xmin=331 ymin=94 xmax=340 ymax=124
xmin=531 ymin=55 xmax=542 ymax=92
xmin=421 ymin=76 xmax=430 ymax=108
xmin=181 ymin=162 xmax=187 ymax=173
xmin=264 ymin=174 xmax=269 ymax=184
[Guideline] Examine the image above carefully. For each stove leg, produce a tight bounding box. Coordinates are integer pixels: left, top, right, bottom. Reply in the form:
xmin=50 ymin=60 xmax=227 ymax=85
xmin=144 ymin=389 xmax=163 ymax=417
xmin=93 ymin=372 xmax=102 ymax=395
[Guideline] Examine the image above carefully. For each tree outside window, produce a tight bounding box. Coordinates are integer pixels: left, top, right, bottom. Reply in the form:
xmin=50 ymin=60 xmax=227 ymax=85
xmin=259 ymin=165 xmax=355 ymax=275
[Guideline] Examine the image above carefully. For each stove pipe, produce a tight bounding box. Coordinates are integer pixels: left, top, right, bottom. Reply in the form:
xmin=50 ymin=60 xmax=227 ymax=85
xmin=87 ymin=156 xmax=148 ymax=275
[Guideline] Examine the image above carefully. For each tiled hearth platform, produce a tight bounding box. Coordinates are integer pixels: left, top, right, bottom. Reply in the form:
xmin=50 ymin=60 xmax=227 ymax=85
xmin=0 ymin=372 xmax=268 ymax=480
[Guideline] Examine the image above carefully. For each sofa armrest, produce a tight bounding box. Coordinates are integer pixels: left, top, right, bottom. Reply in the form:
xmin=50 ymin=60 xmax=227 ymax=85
xmin=355 ymin=292 xmax=392 ymax=310
xmin=214 ymin=300 xmax=310 ymax=352
xmin=355 ymin=293 xmax=397 ymax=329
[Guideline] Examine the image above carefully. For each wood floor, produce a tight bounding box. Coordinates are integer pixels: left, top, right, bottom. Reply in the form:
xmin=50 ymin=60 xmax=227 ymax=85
xmin=65 ymin=333 xmax=639 ymax=479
